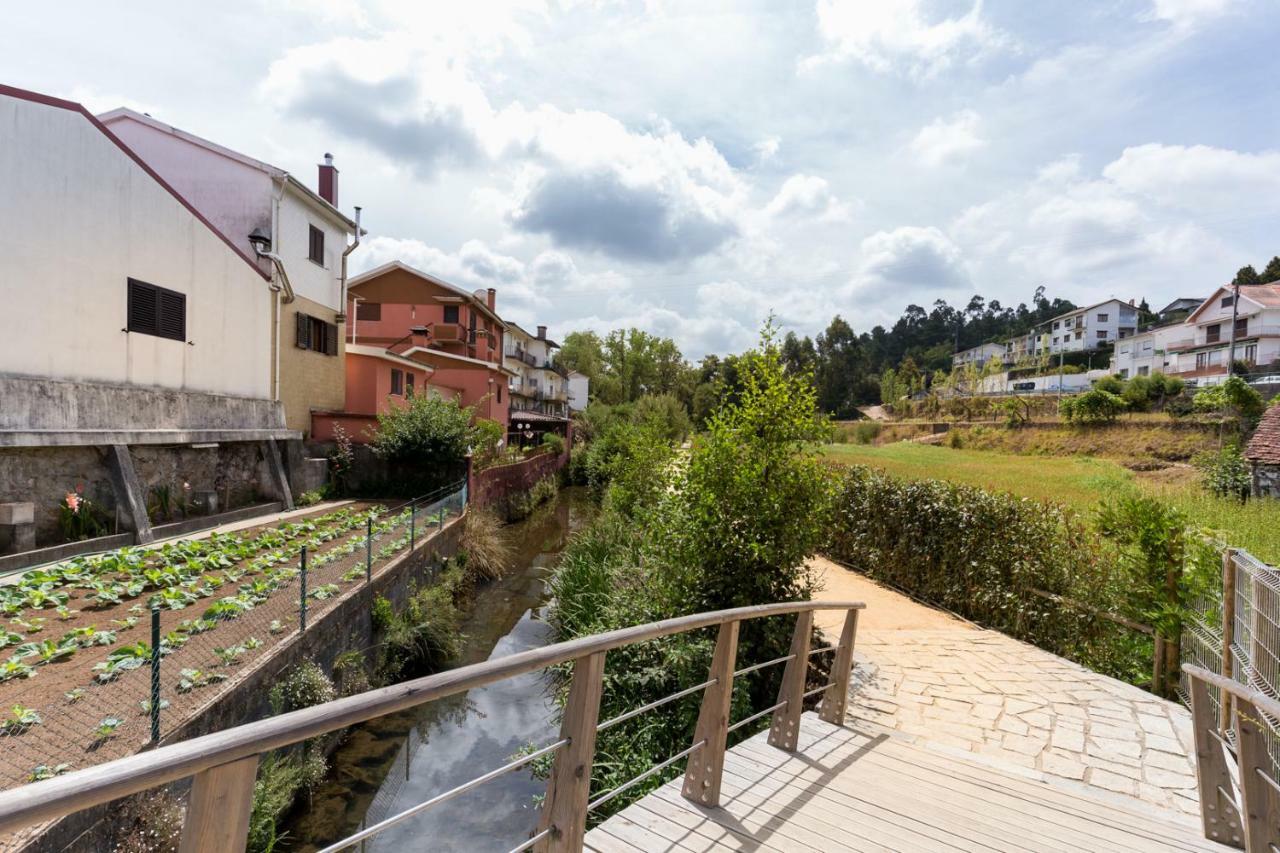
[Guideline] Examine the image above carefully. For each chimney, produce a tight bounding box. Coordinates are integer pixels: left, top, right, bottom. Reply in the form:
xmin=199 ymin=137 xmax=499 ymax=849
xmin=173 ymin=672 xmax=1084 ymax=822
xmin=318 ymin=153 xmax=338 ymax=206
xmin=537 ymin=325 xmax=547 ymax=340
xmin=1128 ymin=298 xmax=1135 ymax=306
xmin=487 ymin=288 xmax=496 ymax=311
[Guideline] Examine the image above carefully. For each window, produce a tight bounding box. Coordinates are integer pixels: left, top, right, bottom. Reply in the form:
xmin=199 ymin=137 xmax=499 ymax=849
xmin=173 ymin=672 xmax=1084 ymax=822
xmin=127 ymin=278 xmax=186 ymax=342
xmin=390 ymin=369 xmax=404 ymax=395
xmin=356 ymin=301 xmax=381 ymax=321
xmin=1244 ymin=344 xmax=1258 ymax=364
xmin=443 ymin=305 xmax=460 ymax=324
xmin=1118 ymin=368 xmax=1129 ymax=378
xmin=405 ymin=373 xmax=415 ymax=397
xmin=1196 ymin=352 xmax=1209 ymax=370
xmin=1222 ymin=296 xmax=1234 ymax=308
xmin=1097 ymin=313 xmax=1108 ymax=322
xmin=295 ymin=312 xmax=339 ymax=355
xmin=1075 ymin=330 xmax=1083 ymax=339
xmin=1137 ymin=366 xmax=1150 ymax=376
xmin=1235 ymin=317 xmax=1249 ymax=336
xmin=1053 ymin=321 xmax=1060 ymax=330
xmin=308 ymin=225 xmax=325 ymax=265
xmin=497 ymin=385 xmax=502 ymax=403
xmin=1096 ymin=330 xmax=1107 ymax=339
xmin=1205 ymin=323 xmax=1221 ymax=343
xmin=1052 ymin=336 xmax=1059 ymax=345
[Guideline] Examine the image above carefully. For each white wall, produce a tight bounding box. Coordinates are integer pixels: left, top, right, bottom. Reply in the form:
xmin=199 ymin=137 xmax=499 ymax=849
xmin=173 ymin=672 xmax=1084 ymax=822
xmin=568 ymin=372 xmax=589 ymax=411
xmin=276 ymin=186 xmax=347 ymax=310
xmin=0 ymin=95 xmax=273 ymax=400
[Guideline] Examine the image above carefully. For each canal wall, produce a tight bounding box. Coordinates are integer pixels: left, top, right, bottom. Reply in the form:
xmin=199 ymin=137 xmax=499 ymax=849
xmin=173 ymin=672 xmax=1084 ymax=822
xmin=24 ymin=514 xmax=465 ymax=853
xmin=468 ymin=444 xmax=570 ymax=510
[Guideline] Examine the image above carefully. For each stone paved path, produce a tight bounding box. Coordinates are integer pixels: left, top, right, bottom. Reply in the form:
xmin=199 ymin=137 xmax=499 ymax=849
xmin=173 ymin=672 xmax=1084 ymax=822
xmin=811 ymin=558 xmax=1201 ymax=817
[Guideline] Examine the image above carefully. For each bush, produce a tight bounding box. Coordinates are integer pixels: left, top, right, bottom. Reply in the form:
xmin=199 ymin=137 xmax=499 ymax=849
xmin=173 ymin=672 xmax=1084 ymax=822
xmin=1194 ymin=444 xmax=1251 ymax=501
xmin=269 ymin=661 xmax=336 ymax=715
xmin=459 ymin=507 xmax=514 ymax=579
xmin=1193 ymin=376 xmax=1265 ymax=424
xmin=368 ymin=394 xmax=478 ymax=491
xmin=1122 ymin=375 xmax=1154 ymax=412
xmin=1094 ymin=375 xmax=1125 ymax=395
xmin=471 ymin=418 xmax=506 ymax=467
xmin=248 ymin=751 xmax=328 ymax=853
xmin=540 ymin=432 xmax=565 ymax=455
xmin=632 ymin=393 xmax=692 ymax=442
xmin=1060 ymin=389 xmax=1127 ymax=424
xmin=842 ymin=421 xmax=881 ymax=445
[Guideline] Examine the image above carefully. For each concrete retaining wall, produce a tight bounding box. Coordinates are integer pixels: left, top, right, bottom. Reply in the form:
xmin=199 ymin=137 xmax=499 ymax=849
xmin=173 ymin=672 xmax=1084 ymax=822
xmin=468 ymin=446 xmax=569 ymax=509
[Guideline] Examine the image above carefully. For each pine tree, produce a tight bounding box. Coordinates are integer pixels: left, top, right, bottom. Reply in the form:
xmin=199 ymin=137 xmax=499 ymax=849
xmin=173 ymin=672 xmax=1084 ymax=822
xmin=1262 ymin=256 xmax=1280 ymax=284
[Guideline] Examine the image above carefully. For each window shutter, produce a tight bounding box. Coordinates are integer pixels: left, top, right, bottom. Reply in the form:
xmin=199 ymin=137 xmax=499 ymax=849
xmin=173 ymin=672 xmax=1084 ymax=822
xmin=325 ymin=322 xmax=338 ymax=356
xmin=127 ymin=279 xmax=158 ymax=336
xmin=157 ymin=290 xmax=186 ymax=341
xmin=296 ymin=312 xmax=311 ymax=349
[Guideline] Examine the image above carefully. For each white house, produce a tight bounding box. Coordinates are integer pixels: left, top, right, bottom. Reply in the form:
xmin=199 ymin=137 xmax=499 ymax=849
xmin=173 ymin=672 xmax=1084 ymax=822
xmin=1041 ymin=299 xmax=1139 ymax=354
xmin=951 ymin=342 xmax=1005 ymax=370
xmin=1169 ymin=284 xmax=1280 ymax=383
xmin=98 ymin=109 xmax=361 ymax=433
xmin=567 ymin=370 xmax=590 ymax=413
xmin=1110 ymin=323 xmax=1187 ymax=379
xmin=504 ymin=323 xmax=570 ymax=420
xmin=0 ymin=85 xmax=298 ymax=547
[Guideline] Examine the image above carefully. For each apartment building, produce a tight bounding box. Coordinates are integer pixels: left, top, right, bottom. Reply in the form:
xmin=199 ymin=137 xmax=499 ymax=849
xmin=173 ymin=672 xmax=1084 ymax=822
xmin=1166 ymin=285 xmax=1280 ymax=383
xmin=505 ymin=324 xmax=570 ymax=421
xmin=98 ymin=109 xmax=361 ymax=434
xmin=1041 ymin=299 xmax=1139 ymax=354
xmin=951 ymin=342 xmax=1005 ymax=370
xmin=1110 ymin=323 xmax=1187 ymax=379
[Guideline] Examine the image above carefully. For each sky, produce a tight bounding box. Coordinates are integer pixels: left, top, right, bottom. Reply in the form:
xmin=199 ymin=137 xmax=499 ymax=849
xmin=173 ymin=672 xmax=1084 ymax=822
xmin=5 ymin=0 xmax=1280 ymax=358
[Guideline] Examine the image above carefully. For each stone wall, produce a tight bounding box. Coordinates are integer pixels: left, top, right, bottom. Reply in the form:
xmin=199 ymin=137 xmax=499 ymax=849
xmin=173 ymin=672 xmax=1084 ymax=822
xmin=1253 ymin=462 xmax=1280 ymax=498
xmin=468 ymin=445 xmax=569 ymax=509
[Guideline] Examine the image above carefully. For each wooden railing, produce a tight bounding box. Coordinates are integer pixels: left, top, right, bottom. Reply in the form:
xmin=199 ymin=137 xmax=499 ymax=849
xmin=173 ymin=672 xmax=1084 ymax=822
xmin=0 ymin=600 xmax=864 ymax=853
xmin=1182 ymin=664 xmax=1280 ymax=852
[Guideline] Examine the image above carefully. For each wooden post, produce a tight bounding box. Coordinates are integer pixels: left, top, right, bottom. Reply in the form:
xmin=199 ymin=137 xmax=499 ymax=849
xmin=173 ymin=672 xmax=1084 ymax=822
xmin=1234 ymin=696 xmax=1280 ymax=853
xmin=682 ymin=621 xmax=739 ymax=808
xmin=1188 ymin=675 xmax=1244 ymax=849
xmin=178 ymin=755 xmax=259 ymax=853
xmin=819 ymin=608 xmax=859 ymax=726
xmin=535 ymin=652 xmax=606 ymax=853
xmin=768 ymin=610 xmax=812 ymax=752
xmin=1222 ymin=548 xmax=1237 ymax=737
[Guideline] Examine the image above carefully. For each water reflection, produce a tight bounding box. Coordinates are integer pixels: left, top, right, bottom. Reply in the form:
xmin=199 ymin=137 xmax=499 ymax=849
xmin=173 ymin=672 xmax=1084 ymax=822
xmin=283 ymin=489 xmax=593 ymax=852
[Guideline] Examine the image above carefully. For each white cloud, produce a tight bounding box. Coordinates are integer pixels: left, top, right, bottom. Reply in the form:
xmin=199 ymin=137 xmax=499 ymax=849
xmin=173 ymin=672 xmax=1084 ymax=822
xmin=1101 ymin=143 xmax=1280 ymax=210
xmin=1143 ymin=0 xmax=1236 ymax=29
xmin=910 ymin=109 xmax=986 ymax=167
xmin=754 ymin=136 xmax=781 ymax=162
xmin=850 ymin=226 xmax=971 ymax=294
xmin=764 ymin=174 xmax=854 ymax=223
xmin=803 ymin=0 xmax=1011 ymax=79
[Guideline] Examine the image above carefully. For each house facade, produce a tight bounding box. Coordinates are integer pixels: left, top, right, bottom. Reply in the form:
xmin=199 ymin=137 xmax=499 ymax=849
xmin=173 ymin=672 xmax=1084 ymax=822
xmin=0 ymin=85 xmax=300 ymax=549
xmin=951 ymin=343 xmax=1005 ymax=370
xmin=505 ymin=324 xmax=570 ymax=419
xmin=317 ymin=262 xmax=511 ymax=440
xmin=1168 ymin=285 xmax=1280 ymax=384
xmin=567 ymin=370 xmax=590 ymax=413
xmin=1246 ymin=403 xmax=1280 ymax=498
xmin=1040 ymin=299 xmax=1139 ymax=355
xmin=1109 ymin=323 xmax=1187 ymax=379
xmin=98 ymin=109 xmax=360 ymax=435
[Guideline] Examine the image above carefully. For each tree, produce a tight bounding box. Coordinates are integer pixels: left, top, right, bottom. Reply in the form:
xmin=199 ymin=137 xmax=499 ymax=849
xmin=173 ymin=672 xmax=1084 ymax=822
xmin=557 ymin=331 xmax=605 ymax=383
xmin=1263 ymin=256 xmax=1280 ymax=283
xmin=1233 ymin=265 xmax=1262 ymax=287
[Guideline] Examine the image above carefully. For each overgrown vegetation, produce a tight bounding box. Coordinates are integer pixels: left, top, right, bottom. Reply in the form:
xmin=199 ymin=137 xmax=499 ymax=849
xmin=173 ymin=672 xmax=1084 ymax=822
xmin=367 ymin=394 xmax=489 ymax=494
xmin=546 ymin=323 xmax=832 ymax=819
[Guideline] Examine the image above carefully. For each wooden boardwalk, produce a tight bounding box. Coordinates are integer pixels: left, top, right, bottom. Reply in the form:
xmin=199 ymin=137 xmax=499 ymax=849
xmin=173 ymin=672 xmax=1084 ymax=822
xmin=585 ymin=713 xmax=1230 ymax=852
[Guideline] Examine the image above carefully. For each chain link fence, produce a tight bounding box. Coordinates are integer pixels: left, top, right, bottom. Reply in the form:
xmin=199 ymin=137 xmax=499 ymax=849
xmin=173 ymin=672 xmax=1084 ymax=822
xmin=0 ymin=484 xmax=465 ymax=791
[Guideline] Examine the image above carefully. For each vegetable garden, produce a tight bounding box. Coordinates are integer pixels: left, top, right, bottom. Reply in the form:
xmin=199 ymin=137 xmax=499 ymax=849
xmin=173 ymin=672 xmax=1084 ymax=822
xmin=0 ymin=490 xmax=463 ymax=791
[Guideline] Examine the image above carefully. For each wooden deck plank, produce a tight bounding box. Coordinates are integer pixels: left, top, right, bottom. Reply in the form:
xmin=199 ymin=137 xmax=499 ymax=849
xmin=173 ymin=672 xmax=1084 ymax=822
xmin=585 ymin=713 xmax=1230 ymax=853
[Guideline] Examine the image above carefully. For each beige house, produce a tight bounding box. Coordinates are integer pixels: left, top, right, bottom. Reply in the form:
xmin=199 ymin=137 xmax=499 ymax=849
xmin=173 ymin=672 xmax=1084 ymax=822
xmin=99 ymin=110 xmax=362 ymax=435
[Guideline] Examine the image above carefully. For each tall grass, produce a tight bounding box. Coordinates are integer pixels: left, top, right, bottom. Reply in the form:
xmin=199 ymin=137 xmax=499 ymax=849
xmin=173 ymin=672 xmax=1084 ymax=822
xmin=822 ymin=442 xmax=1280 ymax=564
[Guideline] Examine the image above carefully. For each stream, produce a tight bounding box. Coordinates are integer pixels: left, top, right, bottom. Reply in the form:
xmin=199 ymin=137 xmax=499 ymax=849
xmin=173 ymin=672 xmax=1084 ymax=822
xmin=281 ymin=487 xmax=596 ymax=852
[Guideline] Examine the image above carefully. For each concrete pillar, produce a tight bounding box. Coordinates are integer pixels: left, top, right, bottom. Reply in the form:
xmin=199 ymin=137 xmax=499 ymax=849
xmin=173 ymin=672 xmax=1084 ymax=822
xmin=103 ymin=444 xmax=154 ymax=544
xmin=262 ymin=439 xmax=295 ymax=511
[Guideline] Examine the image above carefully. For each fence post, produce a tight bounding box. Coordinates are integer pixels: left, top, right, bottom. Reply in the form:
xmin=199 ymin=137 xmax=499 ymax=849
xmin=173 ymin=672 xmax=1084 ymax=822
xmin=1233 ymin=695 xmax=1280 ymax=852
xmin=366 ymin=517 xmax=373 ymax=583
xmin=1221 ymin=548 xmax=1237 ymax=736
xmin=535 ymin=651 xmax=606 ymax=853
xmin=769 ymin=609 xmax=813 ymax=752
xmin=178 ymin=755 xmax=259 ymax=853
xmin=299 ymin=545 xmax=308 ymax=633
xmin=149 ymin=606 xmax=162 ymax=744
xmin=819 ymin=608 xmax=859 ymax=726
xmin=410 ymin=503 xmax=416 ymax=551
xmin=683 ymin=620 xmax=738 ymax=808
xmin=1188 ymin=674 xmax=1244 ymax=846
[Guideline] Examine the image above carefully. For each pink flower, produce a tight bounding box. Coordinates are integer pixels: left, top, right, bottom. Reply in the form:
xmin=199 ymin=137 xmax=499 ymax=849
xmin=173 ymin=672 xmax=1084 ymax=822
xmin=65 ymin=492 xmax=80 ymax=514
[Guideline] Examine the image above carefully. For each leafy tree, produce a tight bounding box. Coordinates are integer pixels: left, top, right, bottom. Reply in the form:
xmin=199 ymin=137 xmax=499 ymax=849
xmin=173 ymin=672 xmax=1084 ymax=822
xmin=1192 ymin=375 xmax=1265 ymax=424
xmin=1263 ymin=256 xmax=1280 ymax=283
xmin=1060 ymin=389 xmax=1127 ymax=424
xmin=1233 ymin=265 xmax=1262 ymax=286
xmin=556 ymin=331 xmax=606 ymax=383
xmin=368 ymin=394 xmax=481 ymax=490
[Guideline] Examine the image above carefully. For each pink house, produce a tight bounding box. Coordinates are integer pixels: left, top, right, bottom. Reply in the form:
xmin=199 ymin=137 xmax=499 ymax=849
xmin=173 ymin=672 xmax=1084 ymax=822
xmin=312 ymin=261 xmax=512 ymax=442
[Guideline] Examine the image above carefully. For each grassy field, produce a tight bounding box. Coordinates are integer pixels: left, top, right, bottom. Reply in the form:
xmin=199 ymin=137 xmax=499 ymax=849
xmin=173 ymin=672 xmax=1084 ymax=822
xmin=823 ymin=442 xmax=1280 ymax=563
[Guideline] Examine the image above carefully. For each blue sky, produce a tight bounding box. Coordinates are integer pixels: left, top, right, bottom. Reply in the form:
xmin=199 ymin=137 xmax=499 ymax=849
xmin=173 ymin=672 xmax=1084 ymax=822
xmin=5 ymin=0 xmax=1279 ymax=356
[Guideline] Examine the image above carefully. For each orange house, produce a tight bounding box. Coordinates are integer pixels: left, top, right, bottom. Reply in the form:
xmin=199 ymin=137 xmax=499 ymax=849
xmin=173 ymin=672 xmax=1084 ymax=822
xmin=312 ymin=261 xmax=512 ymax=442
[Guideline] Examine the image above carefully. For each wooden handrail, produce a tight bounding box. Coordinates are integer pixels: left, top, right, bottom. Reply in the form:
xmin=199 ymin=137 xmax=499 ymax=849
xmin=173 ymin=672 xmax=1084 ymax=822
xmin=1183 ymin=664 xmax=1280 ymax=721
xmin=0 ymin=599 xmax=865 ymax=843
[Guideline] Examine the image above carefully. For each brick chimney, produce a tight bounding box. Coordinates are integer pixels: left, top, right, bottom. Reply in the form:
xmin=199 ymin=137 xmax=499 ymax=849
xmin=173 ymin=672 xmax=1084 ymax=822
xmin=318 ymin=153 xmax=338 ymax=206
xmin=487 ymin=288 xmax=496 ymax=311
xmin=537 ymin=325 xmax=547 ymax=340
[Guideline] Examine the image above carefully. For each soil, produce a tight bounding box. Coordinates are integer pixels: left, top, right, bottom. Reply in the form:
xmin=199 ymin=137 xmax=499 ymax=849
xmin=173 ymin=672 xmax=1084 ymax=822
xmin=0 ymin=500 xmax=440 ymax=791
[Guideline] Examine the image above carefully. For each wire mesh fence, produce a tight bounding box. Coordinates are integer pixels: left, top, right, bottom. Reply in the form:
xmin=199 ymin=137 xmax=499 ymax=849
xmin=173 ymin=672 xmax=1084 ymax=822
xmin=0 ymin=484 xmax=465 ymax=791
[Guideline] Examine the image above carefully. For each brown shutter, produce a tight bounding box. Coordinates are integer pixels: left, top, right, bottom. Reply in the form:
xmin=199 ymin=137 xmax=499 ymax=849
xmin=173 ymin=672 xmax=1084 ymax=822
xmin=157 ymin=290 xmax=186 ymax=341
xmin=127 ymin=279 xmax=158 ymax=335
xmin=296 ymin=312 xmax=310 ymax=349
xmin=325 ymin=322 xmax=338 ymax=356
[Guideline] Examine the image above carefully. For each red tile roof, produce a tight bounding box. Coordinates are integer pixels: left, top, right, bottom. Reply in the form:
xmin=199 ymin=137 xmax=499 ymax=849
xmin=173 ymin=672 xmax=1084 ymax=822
xmin=1246 ymin=403 xmax=1280 ymax=465
xmin=1244 ymin=282 xmax=1280 ymax=308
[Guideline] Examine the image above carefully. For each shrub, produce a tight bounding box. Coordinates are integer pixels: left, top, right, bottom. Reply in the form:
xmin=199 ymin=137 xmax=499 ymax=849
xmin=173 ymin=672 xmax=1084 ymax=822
xmin=632 ymin=393 xmax=692 ymax=442
xmin=459 ymin=507 xmax=513 ymax=580
xmin=370 ymin=595 xmax=395 ymax=633
xmin=470 ymin=418 xmax=506 ymax=467
xmin=540 ymin=432 xmax=565 ymax=455
xmin=247 ymin=751 xmax=328 ymax=853
xmin=1122 ymin=375 xmax=1154 ymax=412
xmin=368 ymin=394 xmax=477 ymax=491
xmin=847 ymin=421 xmax=881 ymax=445
xmin=269 ymin=661 xmax=336 ymax=715
xmin=1094 ymin=375 xmax=1125 ymax=395
xmin=1060 ymin=389 xmax=1127 ymax=424
xmin=1194 ymin=444 xmax=1251 ymax=501
xmin=1193 ymin=376 xmax=1265 ymax=424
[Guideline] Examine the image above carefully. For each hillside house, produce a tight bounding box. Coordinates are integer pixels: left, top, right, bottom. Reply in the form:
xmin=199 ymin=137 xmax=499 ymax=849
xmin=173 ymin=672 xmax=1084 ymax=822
xmin=0 ymin=85 xmax=299 ymax=549
xmin=951 ymin=342 xmax=1005 ymax=370
xmin=313 ymin=262 xmax=512 ymax=441
xmin=1169 ymin=284 xmax=1280 ymax=384
xmin=1109 ymin=322 xmax=1187 ymax=379
xmin=98 ymin=109 xmax=361 ymax=435
xmin=1040 ymin=299 xmax=1138 ymax=355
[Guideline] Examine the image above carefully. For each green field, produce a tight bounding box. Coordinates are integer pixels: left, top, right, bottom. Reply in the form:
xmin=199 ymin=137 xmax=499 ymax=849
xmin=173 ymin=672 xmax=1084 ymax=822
xmin=823 ymin=442 xmax=1280 ymax=563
